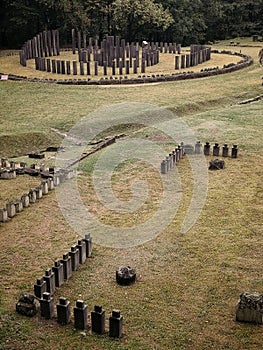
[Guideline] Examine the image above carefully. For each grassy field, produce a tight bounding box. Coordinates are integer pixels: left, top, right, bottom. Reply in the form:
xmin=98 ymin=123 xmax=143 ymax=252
xmin=0 ymin=37 xmax=263 ymax=350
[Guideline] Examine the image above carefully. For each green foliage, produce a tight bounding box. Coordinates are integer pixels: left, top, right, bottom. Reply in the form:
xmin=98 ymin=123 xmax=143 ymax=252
xmin=0 ymin=0 xmax=263 ymax=47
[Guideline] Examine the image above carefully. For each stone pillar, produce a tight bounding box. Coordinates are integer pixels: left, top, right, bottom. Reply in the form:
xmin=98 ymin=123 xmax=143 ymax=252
xmin=0 ymin=208 xmax=8 ymax=222
xmin=74 ymin=300 xmax=88 ymax=330
xmin=52 ymin=260 xmax=64 ymax=288
xmin=6 ymin=202 xmax=16 ymax=218
xmin=94 ymin=61 xmax=98 ymax=76
xmin=66 ymin=61 xmax=71 ymax=75
xmin=195 ymin=141 xmax=202 ymax=154
xmin=47 ymin=178 xmax=54 ymax=190
xmin=57 ymin=297 xmax=71 ymax=325
xmin=35 ymin=186 xmax=42 ymax=199
xmin=69 ymin=245 xmax=80 ymax=271
xmin=43 ymin=268 xmax=55 ymax=296
xmin=72 ymin=29 xmax=76 ymax=54
xmin=204 ymin=142 xmax=210 ymax=156
xmin=73 ymin=61 xmax=77 ymax=75
xmin=61 ymin=253 xmax=72 ymax=280
xmin=84 ymin=234 xmax=92 ymax=258
xmin=80 ymin=61 xmax=84 ymax=75
xmin=109 ymin=310 xmax=123 ymax=338
xmin=41 ymin=181 xmax=49 ymax=195
xmin=61 ymin=60 xmax=65 ymax=74
xmin=51 ymin=59 xmax=56 ymax=73
xmin=87 ymin=61 xmax=91 ymax=75
xmin=40 ymin=292 xmax=54 ymax=319
xmin=34 ymin=277 xmax=47 ymax=299
xmin=14 ymin=200 xmax=23 ymax=213
xmin=46 ymin=58 xmax=51 ymax=72
xmin=175 ymin=56 xmax=179 ymax=70
xmin=213 ymin=143 xmax=220 ymax=156
xmin=29 ymin=189 xmax=37 ymax=203
xmin=222 ymin=144 xmax=229 ymax=157
xmin=77 ymin=240 xmax=86 ymax=264
xmin=56 ymin=60 xmax=61 ymax=74
xmin=161 ymin=160 xmax=168 ymax=174
xmin=231 ymin=145 xmax=238 ymax=158
xmin=91 ymin=305 xmax=105 ymax=334
xmin=181 ymin=55 xmax=185 ymax=69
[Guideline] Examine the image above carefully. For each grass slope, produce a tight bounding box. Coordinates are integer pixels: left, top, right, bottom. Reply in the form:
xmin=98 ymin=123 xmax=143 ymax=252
xmin=0 ymin=39 xmax=263 ymax=350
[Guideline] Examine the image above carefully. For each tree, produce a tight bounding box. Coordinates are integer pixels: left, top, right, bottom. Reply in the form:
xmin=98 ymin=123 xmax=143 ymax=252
xmin=111 ymin=0 xmax=174 ymax=42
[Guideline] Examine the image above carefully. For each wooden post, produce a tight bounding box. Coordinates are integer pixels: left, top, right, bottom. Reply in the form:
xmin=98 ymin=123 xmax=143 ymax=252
xmin=175 ymin=55 xmax=179 ymax=70
xmin=87 ymin=61 xmax=90 ymax=75
xmin=94 ymin=61 xmax=98 ymax=75
xmin=61 ymin=60 xmax=65 ymax=74
xmin=51 ymin=59 xmax=56 ymax=73
xmin=80 ymin=61 xmax=84 ymax=75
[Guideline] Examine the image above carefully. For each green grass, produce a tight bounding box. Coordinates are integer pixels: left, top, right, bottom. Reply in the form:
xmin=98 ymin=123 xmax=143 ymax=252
xmin=0 ymin=39 xmax=263 ymax=350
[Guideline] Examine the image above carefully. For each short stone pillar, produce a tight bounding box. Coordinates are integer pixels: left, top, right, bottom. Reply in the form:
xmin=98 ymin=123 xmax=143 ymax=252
xmin=109 ymin=309 xmax=123 ymax=338
xmin=14 ymin=199 xmax=23 ymax=213
xmin=61 ymin=253 xmax=72 ymax=280
xmin=204 ymin=142 xmax=210 ymax=156
xmin=35 ymin=186 xmax=42 ymax=199
xmin=231 ymin=144 xmax=238 ymax=158
xmin=77 ymin=239 xmax=86 ymax=264
xmin=29 ymin=189 xmax=37 ymax=203
xmin=6 ymin=202 xmax=16 ymax=218
xmin=69 ymin=245 xmax=80 ymax=271
xmin=57 ymin=297 xmax=71 ymax=325
xmin=43 ymin=268 xmax=56 ymax=295
xmin=91 ymin=305 xmax=106 ymax=334
xmin=74 ymin=300 xmax=88 ymax=330
xmin=0 ymin=208 xmax=8 ymax=222
xmin=40 ymin=292 xmax=54 ymax=319
xmin=21 ymin=194 xmax=30 ymax=208
xmin=47 ymin=178 xmax=54 ymax=190
xmin=195 ymin=141 xmax=202 ymax=154
xmin=213 ymin=143 xmax=220 ymax=156
xmin=236 ymin=292 xmax=263 ymax=324
xmin=34 ymin=277 xmax=47 ymax=299
xmin=222 ymin=144 xmax=229 ymax=157
xmin=41 ymin=181 xmax=49 ymax=195
xmin=84 ymin=234 xmax=92 ymax=258
xmin=161 ymin=160 xmax=167 ymax=174
xmin=52 ymin=260 xmax=64 ymax=288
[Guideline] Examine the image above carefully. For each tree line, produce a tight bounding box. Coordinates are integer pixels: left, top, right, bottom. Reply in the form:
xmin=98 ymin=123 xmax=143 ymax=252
xmin=1 ymin=0 xmax=263 ymax=49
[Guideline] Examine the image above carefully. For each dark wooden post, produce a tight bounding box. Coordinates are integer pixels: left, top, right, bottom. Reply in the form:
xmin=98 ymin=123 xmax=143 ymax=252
xmin=175 ymin=55 xmax=179 ymax=70
xmin=94 ymin=61 xmax=98 ymax=75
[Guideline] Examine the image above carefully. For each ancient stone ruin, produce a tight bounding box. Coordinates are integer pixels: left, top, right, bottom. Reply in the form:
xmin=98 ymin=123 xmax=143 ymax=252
xmin=236 ymin=292 xmax=263 ymax=324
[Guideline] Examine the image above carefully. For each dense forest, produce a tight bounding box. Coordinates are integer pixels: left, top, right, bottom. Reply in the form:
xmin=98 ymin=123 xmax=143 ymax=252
xmin=1 ymin=0 xmax=263 ymax=48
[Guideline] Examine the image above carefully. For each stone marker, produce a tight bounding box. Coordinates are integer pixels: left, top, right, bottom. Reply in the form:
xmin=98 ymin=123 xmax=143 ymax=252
xmin=61 ymin=253 xmax=72 ymax=280
xmin=231 ymin=144 xmax=238 ymax=158
xmin=109 ymin=309 xmax=123 ymax=338
xmin=69 ymin=245 xmax=80 ymax=271
xmin=57 ymin=297 xmax=71 ymax=325
xmin=21 ymin=194 xmax=30 ymax=208
xmin=29 ymin=189 xmax=37 ymax=203
xmin=91 ymin=305 xmax=105 ymax=334
xmin=14 ymin=199 xmax=23 ymax=213
xmin=34 ymin=277 xmax=47 ymax=299
xmin=213 ymin=143 xmax=220 ymax=156
xmin=6 ymin=202 xmax=16 ymax=218
xmin=77 ymin=239 xmax=86 ymax=264
xmin=43 ymin=268 xmax=56 ymax=295
xmin=74 ymin=300 xmax=88 ymax=330
xmin=236 ymin=292 xmax=263 ymax=324
xmin=204 ymin=142 xmax=210 ymax=156
xmin=84 ymin=234 xmax=92 ymax=258
xmin=40 ymin=292 xmax=54 ymax=319
xmin=161 ymin=160 xmax=168 ymax=174
xmin=222 ymin=144 xmax=229 ymax=157
xmin=195 ymin=141 xmax=202 ymax=154
xmin=0 ymin=208 xmax=8 ymax=222
xmin=52 ymin=260 xmax=64 ymax=288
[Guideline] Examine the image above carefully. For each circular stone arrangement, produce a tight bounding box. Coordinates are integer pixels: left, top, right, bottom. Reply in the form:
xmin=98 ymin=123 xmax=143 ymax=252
xmin=0 ymin=28 xmax=253 ymax=85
